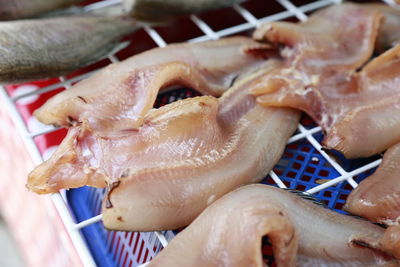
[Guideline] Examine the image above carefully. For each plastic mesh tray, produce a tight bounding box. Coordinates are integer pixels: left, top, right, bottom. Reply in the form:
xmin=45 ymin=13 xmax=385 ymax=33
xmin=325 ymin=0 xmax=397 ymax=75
xmin=3 ymin=0 xmax=388 ymax=266
xmin=66 ymin=89 xmax=378 ymax=267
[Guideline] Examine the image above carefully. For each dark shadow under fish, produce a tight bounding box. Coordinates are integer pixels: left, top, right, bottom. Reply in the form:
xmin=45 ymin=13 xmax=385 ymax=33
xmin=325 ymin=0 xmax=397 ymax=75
xmin=0 ymin=15 xmax=139 ymax=84
xmin=123 ymin=0 xmax=246 ymax=21
xmin=0 ymin=0 xmax=83 ymax=20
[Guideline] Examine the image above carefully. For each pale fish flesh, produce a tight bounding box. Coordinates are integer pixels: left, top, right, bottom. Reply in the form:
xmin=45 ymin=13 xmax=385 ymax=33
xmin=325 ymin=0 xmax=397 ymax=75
xmin=34 ymin=37 xmax=275 ymax=135
xmin=27 ymin=37 xmax=277 ymax=194
xmin=345 ymin=142 xmax=400 ymax=226
xmin=148 ymin=184 xmax=400 ymax=267
xmin=251 ymin=4 xmax=400 ymax=158
xmin=29 ymin=59 xmax=300 ymax=231
xmin=102 ymin=61 xmax=299 ymax=231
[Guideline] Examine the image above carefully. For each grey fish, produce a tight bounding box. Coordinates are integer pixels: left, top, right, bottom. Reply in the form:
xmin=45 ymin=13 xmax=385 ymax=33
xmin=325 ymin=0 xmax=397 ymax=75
xmin=0 ymin=16 xmax=138 ymax=84
xmin=123 ymin=0 xmax=246 ymax=21
xmin=0 ymin=0 xmax=83 ymax=20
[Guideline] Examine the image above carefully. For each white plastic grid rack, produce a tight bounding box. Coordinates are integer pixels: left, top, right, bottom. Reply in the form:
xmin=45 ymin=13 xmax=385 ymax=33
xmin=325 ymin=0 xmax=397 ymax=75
xmin=0 ymin=0 xmax=396 ymax=266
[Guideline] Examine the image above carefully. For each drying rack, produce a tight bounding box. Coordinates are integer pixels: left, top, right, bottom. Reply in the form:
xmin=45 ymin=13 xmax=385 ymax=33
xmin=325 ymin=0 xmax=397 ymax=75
xmin=0 ymin=0 xmax=395 ymax=266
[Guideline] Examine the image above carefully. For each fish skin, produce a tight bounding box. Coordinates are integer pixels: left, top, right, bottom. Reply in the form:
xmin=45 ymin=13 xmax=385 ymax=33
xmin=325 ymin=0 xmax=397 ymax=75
xmin=345 ymin=142 xmax=400 ymax=226
xmin=123 ymin=0 xmax=245 ymax=21
xmin=148 ymin=184 xmax=400 ymax=267
xmin=27 ymin=37 xmax=277 ymax=194
xmin=0 ymin=0 xmax=83 ymax=20
xmin=101 ymin=61 xmax=300 ymax=231
xmin=34 ymin=37 xmax=275 ymax=135
xmin=0 ymin=15 xmax=138 ymax=84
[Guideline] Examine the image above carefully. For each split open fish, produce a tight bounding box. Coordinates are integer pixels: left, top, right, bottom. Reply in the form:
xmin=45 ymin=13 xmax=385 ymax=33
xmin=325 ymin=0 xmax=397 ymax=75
xmin=251 ymin=4 xmax=400 ymax=158
xmin=102 ymin=61 xmax=299 ymax=231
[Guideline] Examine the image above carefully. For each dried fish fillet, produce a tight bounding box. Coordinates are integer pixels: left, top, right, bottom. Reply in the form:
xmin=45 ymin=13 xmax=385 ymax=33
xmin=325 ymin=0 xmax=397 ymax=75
xmin=0 ymin=0 xmax=82 ymax=20
xmin=251 ymin=4 xmax=400 ymax=158
xmin=345 ymin=142 xmax=400 ymax=226
xmin=28 ymin=37 xmax=277 ymax=194
xmin=34 ymin=37 xmax=274 ymax=135
xmin=124 ymin=0 xmax=245 ymax=21
xmin=0 ymin=16 xmax=137 ymax=84
xmin=148 ymin=184 xmax=400 ymax=267
xmin=29 ymin=59 xmax=300 ymax=231
xmin=102 ymin=65 xmax=299 ymax=231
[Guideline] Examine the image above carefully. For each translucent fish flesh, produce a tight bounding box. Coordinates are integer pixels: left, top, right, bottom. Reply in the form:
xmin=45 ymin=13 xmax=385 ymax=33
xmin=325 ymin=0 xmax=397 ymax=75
xmin=148 ymin=184 xmax=400 ymax=267
xmin=29 ymin=55 xmax=300 ymax=231
xmin=251 ymin=4 xmax=400 ymax=158
xmin=34 ymin=37 xmax=275 ymax=135
xmin=345 ymin=142 xmax=400 ymax=226
xmin=102 ymin=62 xmax=299 ymax=231
xmin=28 ymin=37 xmax=277 ymax=194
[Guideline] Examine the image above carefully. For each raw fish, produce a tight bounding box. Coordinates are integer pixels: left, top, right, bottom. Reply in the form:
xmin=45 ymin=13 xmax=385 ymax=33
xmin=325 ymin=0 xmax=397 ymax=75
xmin=345 ymin=142 xmax=400 ymax=226
xmin=148 ymin=184 xmax=400 ymax=267
xmin=251 ymin=4 xmax=400 ymax=158
xmin=29 ymin=58 xmax=300 ymax=231
xmin=102 ymin=61 xmax=299 ymax=231
xmin=34 ymin=37 xmax=274 ymax=135
xmin=28 ymin=37 xmax=277 ymax=194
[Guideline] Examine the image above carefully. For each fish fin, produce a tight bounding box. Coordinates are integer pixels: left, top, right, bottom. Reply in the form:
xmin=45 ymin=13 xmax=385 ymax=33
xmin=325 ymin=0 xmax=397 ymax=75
xmin=282 ymin=188 xmax=326 ymax=207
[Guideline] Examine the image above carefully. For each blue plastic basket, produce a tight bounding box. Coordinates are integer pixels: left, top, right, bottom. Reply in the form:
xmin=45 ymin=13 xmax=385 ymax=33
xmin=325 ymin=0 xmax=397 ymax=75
xmin=66 ymin=87 xmax=380 ymax=267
